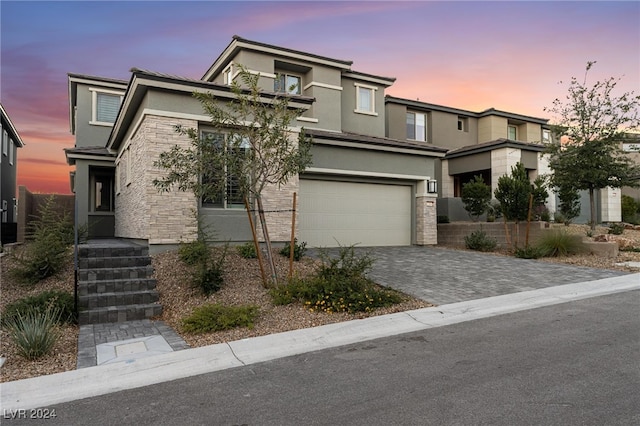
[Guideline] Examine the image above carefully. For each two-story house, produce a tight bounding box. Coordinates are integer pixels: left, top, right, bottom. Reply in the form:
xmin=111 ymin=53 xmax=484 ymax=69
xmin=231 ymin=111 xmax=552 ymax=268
xmin=386 ymin=96 xmax=555 ymax=221
xmin=1 ymin=103 xmax=25 ymax=245
xmin=68 ymin=36 xmax=446 ymax=251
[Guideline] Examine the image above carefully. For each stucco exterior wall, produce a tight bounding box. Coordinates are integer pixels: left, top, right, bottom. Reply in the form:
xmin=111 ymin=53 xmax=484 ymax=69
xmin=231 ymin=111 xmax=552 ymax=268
xmin=115 ymin=115 xmax=198 ymax=244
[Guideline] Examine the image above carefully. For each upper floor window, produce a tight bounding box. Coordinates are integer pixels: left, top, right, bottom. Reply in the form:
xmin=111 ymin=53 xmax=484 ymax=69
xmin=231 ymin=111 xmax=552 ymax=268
xmin=457 ymin=116 xmax=469 ymax=132
xmin=9 ymin=138 xmax=14 ymax=165
xmin=274 ymin=74 xmax=301 ymax=95
xmin=507 ymin=125 xmax=517 ymax=140
xmin=90 ymin=89 xmax=123 ymax=126
xmin=542 ymin=129 xmax=551 ymax=144
xmin=354 ymin=83 xmax=377 ymax=115
xmin=201 ymin=131 xmax=250 ymax=209
xmin=223 ymin=63 xmax=234 ymax=85
xmin=406 ymin=112 xmax=427 ymax=142
xmin=2 ymin=130 xmax=7 ymax=156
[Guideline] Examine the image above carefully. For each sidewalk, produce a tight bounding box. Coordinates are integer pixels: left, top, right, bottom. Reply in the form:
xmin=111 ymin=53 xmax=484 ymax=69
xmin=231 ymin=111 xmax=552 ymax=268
xmin=1 ymin=273 xmax=638 ymax=411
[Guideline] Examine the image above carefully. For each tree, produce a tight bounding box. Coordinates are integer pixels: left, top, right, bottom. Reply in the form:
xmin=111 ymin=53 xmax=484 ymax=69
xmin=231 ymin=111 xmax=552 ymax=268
xmin=544 ymin=61 xmax=640 ymax=231
xmin=153 ymin=67 xmax=312 ymax=286
xmin=494 ymin=162 xmax=532 ymax=247
xmin=557 ymin=184 xmax=581 ymax=225
xmin=461 ymin=175 xmax=491 ymax=221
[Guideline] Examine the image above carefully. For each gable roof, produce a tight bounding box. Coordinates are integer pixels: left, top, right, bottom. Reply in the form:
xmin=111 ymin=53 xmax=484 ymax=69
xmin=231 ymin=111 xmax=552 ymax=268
xmin=107 ymin=68 xmax=315 ymax=151
xmin=68 ymin=73 xmax=128 ymax=134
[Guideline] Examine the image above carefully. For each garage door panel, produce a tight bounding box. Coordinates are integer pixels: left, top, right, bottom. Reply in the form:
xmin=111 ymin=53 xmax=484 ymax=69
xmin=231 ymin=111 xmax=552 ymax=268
xmin=299 ymin=180 xmax=411 ymax=247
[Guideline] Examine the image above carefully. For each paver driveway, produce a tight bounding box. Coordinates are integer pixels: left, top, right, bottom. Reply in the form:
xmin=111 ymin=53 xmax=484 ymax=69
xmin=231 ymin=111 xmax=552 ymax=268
xmin=312 ymin=246 xmax=629 ymax=305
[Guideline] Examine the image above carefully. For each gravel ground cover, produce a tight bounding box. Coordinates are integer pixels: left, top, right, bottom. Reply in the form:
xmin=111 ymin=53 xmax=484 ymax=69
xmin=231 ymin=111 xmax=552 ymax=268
xmin=1 ymin=224 xmax=639 ymax=383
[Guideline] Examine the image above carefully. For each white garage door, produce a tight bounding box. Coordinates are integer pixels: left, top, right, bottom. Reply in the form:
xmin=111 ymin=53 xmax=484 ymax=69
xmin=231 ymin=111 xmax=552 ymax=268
xmin=298 ymin=179 xmax=412 ymax=247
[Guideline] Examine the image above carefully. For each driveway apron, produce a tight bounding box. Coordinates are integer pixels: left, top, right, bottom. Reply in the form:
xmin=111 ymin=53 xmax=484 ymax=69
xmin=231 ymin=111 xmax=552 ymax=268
xmin=312 ymin=246 xmax=629 ymax=305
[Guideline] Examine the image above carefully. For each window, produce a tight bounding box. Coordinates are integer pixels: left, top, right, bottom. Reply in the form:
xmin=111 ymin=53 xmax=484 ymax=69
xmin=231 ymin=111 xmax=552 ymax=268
xmin=9 ymin=138 xmax=13 ymax=165
xmin=457 ymin=117 xmax=468 ymax=132
xmin=223 ymin=63 xmax=234 ymax=85
xmin=1 ymin=200 xmax=7 ymax=223
xmin=406 ymin=112 xmax=426 ymax=142
xmin=93 ymin=173 xmax=114 ymax=212
xmin=2 ymin=130 xmax=7 ymax=156
xmin=91 ymin=89 xmax=123 ymax=125
xmin=508 ymin=125 xmax=517 ymax=140
xmin=542 ymin=129 xmax=551 ymax=143
xmin=274 ymin=74 xmax=301 ymax=95
xmin=201 ymin=132 xmax=250 ymax=209
xmin=354 ymin=84 xmax=377 ymax=115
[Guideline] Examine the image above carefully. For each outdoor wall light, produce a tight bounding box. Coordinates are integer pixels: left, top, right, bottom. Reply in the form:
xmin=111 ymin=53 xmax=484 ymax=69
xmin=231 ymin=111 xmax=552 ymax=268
xmin=427 ymin=180 xmax=438 ymax=194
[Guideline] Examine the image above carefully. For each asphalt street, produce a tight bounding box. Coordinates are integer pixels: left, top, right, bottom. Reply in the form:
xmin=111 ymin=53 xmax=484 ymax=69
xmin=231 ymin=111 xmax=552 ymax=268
xmin=4 ymin=290 xmax=639 ymax=426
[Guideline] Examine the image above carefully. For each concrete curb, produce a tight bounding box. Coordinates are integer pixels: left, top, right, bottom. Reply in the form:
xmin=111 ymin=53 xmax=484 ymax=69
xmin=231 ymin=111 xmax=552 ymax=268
xmin=1 ymin=273 xmax=638 ymax=411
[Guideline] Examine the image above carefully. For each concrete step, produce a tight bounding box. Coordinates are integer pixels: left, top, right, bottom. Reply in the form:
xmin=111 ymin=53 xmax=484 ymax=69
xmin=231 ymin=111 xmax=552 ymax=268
xmin=78 ymin=265 xmax=154 ymax=282
xmin=78 ymin=255 xmax=152 ymax=270
xmin=78 ymin=290 xmax=160 ymax=310
xmin=77 ymin=278 xmax=158 ymax=296
xmin=78 ymin=245 xmax=148 ymax=259
xmin=78 ymin=303 xmax=163 ymax=324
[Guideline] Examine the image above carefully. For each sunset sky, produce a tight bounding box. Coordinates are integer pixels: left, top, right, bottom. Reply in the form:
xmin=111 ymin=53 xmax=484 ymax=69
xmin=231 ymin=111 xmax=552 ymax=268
xmin=1 ymin=0 xmax=638 ymax=195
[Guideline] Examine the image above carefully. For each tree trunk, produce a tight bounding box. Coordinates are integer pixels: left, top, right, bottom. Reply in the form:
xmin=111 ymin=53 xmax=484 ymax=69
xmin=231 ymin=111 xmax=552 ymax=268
xmin=244 ymin=196 xmax=268 ymax=287
xmin=256 ymin=195 xmax=278 ymax=286
xmin=589 ymin=187 xmax=596 ymax=231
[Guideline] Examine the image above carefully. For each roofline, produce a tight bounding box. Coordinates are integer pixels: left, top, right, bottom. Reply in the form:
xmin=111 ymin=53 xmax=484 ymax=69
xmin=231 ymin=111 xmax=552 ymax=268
xmin=343 ymin=70 xmax=396 ymax=87
xmin=0 ymin=103 xmax=25 ymax=147
xmin=305 ymin=128 xmax=448 ymax=157
xmin=386 ymin=95 xmax=549 ymax=124
xmin=202 ymin=35 xmax=354 ymax=81
xmin=445 ymin=138 xmax=547 ymax=159
xmin=107 ymin=68 xmax=315 ymax=151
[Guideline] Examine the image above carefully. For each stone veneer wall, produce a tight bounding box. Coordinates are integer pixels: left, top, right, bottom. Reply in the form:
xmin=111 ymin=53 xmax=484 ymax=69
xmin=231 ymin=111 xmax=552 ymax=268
xmin=416 ymin=195 xmax=438 ymax=245
xmin=437 ymin=221 xmax=551 ymax=248
xmin=256 ymin=176 xmax=299 ymax=242
xmin=115 ymin=115 xmax=198 ymax=244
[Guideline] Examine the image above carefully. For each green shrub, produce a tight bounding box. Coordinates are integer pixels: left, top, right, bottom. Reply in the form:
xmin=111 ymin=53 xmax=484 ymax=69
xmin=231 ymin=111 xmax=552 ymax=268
xmin=2 ymin=290 xmax=76 ymax=327
xmin=182 ymin=304 xmax=259 ymax=333
xmin=607 ymin=223 xmax=625 ymax=235
xmin=464 ymin=230 xmax=497 ymax=252
xmin=514 ymin=245 xmax=544 ymax=259
xmin=178 ymin=240 xmax=210 ymax=265
xmin=271 ymin=245 xmax=403 ymax=314
xmin=192 ymin=264 xmax=224 ymax=296
xmin=279 ymin=238 xmax=307 ymax=261
xmin=237 ymin=242 xmax=258 ymax=259
xmin=10 ymin=197 xmax=75 ymax=285
xmin=621 ymin=195 xmax=639 ymax=223
xmin=4 ymin=307 xmax=61 ymax=360
xmin=553 ymin=211 xmax=567 ymax=225
xmin=537 ymin=230 xmax=584 ymax=257
xmin=461 ymin=175 xmax=491 ymax=221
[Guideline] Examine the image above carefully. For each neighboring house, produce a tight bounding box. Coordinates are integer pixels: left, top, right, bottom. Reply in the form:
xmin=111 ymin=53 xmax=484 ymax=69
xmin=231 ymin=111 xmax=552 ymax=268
xmin=621 ymin=133 xmax=640 ymax=202
xmin=386 ymin=97 xmax=556 ymax=221
xmin=1 ymin=103 xmax=25 ymax=245
xmin=67 ymin=36 xmax=446 ymax=251
xmin=65 ymin=74 xmax=128 ymax=239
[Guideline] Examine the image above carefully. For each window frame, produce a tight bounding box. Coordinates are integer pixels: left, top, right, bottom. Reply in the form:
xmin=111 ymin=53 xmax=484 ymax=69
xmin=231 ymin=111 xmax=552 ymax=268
xmin=507 ymin=125 xmax=518 ymax=140
xmin=406 ymin=111 xmax=427 ymax=142
xmin=90 ymin=88 xmax=124 ymax=126
xmin=200 ymin=131 xmax=250 ymax=210
xmin=2 ymin=129 xmax=7 ymax=156
xmin=354 ymin=83 xmax=378 ymax=116
xmin=223 ymin=63 xmax=235 ymax=85
xmin=274 ymin=73 xmax=302 ymax=95
xmin=457 ymin=116 xmax=469 ymax=132
xmin=9 ymin=138 xmax=13 ymax=165
xmin=542 ymin=129 xmax=551 ymax=144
